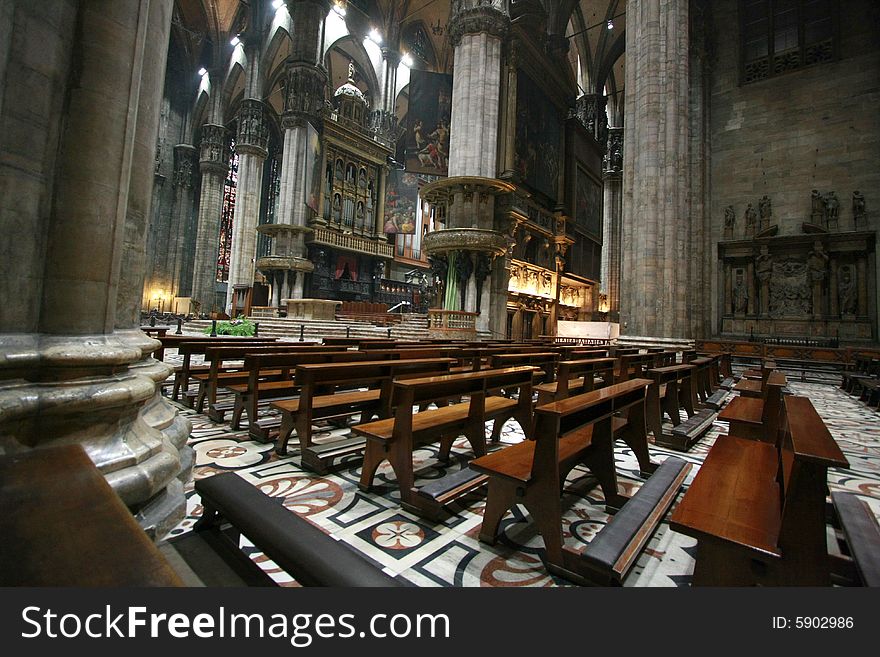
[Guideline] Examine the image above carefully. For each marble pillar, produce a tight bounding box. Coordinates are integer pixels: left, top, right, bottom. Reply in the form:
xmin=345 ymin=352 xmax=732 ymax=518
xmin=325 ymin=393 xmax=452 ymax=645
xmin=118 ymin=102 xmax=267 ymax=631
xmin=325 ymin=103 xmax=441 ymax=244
xmin=0 ymin=0 xmax=189 ymax=537
xmin=225 ymin=97 xmax=268 ymax=313
xmin=620 ymin=0 xmax=691 ymax=338
xmin=168 ymin=144 xmax=197 ymax=298
xmin=191 ymin=122 xmax=229 ymax=313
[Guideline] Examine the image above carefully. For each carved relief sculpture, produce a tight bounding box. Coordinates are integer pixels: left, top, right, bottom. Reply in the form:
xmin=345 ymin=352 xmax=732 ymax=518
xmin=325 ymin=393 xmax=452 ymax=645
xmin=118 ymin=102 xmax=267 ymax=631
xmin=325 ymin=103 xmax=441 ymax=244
xmin=807 ymin=241 xmax=829 ymax=316
xmin=769 ymin=259 xmax=810 ymax=317
xmin=755 ymin=247 xmax=773 ymax=315
xmin=733 ymin=269 xmax=749 ymax=315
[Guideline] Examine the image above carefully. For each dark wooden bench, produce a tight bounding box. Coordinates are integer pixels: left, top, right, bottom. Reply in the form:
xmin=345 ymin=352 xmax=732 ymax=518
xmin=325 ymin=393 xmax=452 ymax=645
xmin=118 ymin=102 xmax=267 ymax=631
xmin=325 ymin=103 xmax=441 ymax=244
xmin=194 ymin=344 xmax=336 ymax=413
xmin=352 ymin=366 xmax=537 ymax=518
xmin=194 ymin=472 xmax=406 ymax=587
xmin=534 ymin=358 xmax=616 ymax=405
xmin=489 ymin=352 xmax=559 ymax=384
xmin=670 ymin=394 xmax=848 ymax=585
xmin=614 ymin=353 xmax=657 ymax=384
xmin=171 ymin=338 xmax=279 ymax=400
xmin=645 ymin=363 xmax=715 ymax=451
xmin=829 ymin=492 xmax=880 ymax=587
xmin=273 ymin=358 xmax=456 ymax=454
xmin=719 ymin=373 xmax=787 ymax=443
xmin=0 ymin=445 xmax=182 ymax=586
xmin=470 ymin=379 xmax=690 ymax=585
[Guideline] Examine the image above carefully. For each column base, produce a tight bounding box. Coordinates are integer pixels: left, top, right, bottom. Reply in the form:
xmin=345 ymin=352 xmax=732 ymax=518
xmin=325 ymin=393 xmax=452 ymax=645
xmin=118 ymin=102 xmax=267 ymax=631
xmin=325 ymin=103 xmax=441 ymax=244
xmin=0 ymin=329 xmax=190 ymax=538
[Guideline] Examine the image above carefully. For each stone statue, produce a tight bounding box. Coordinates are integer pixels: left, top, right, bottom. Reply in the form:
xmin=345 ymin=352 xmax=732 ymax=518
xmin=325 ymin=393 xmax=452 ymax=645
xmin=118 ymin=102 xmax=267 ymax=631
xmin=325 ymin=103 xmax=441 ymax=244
xmin=825 ymin=191 xmax=840 ymax=229
xmin=758 ymin=195 xmax=772 ymax=231
xmin=744 ymin=203 xmax=757 ymax=236
xmin=733 ymin=270 xmax=748 ymax=314
xmin=756 ymin=249 xmax=773 ymax=283
xmin=838 ymin=265 xmax=857 ymax=315
xmin=807 ymin=241 xmax=829 ymax=282
xmin=853 ymin=191 xmax=866 ymax=227
xmin=374 ymin=260 xmax=385 ymax=280
xmin=723 ymin=205 xmax=735 ymax=238
xmin=811 ymin=189 xmax=825 ymax=226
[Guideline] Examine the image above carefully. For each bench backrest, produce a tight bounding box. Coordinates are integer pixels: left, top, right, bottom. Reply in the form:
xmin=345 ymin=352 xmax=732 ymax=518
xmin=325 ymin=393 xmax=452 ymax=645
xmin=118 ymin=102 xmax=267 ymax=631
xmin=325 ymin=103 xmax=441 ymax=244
xmin=176 ymin=339 xmax=280 ymax=357
xmin=532 ymin=379 xmax=652 ymax=478
xmin=617 ymin=353 xmax=656 ymax=380
xmin=555 ymin=358 xmax=617 ymax=399
xmin=489 ymin=352 xmax=559 ymax=382
xmin=647 ymin=363 xmax=694 ymax=385
xmin=295 ymin=358 xmax=455 ymax=389
xmin=391 ymin=365 xmax=537 ymax=409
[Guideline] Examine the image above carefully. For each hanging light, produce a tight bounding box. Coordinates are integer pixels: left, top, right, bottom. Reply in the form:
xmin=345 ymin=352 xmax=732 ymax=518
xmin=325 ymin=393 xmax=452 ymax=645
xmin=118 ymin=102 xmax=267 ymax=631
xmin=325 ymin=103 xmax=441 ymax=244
xmin=369 ymin=28 xmax=382 ymax=44
xmin=272 ymin=0 xmax=285 ymax=9
xmin=198 ymin=67 xmax=207 ymax=77
xmin=230 ymin=35 xmax=240 ymax=46
xmin=607 ymin=20 xmax=614 ymax=30
xmin=401 ymin=53 xmax=413 ymax=67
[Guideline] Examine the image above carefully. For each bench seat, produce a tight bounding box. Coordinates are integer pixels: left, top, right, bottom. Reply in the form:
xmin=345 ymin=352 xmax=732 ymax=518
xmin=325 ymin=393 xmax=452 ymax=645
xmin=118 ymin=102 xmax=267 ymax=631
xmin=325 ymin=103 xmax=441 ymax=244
xmin=718 ymin=395 xmax=763 ymax=424
xmin=273 ymin=388 xmax=380 ymax=415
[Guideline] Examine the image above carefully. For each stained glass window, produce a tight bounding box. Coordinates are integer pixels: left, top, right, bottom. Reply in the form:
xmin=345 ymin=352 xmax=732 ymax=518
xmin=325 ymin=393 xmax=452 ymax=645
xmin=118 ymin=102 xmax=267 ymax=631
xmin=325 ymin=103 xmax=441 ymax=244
xmin=216 ymin=134 xmax=238 ymax=282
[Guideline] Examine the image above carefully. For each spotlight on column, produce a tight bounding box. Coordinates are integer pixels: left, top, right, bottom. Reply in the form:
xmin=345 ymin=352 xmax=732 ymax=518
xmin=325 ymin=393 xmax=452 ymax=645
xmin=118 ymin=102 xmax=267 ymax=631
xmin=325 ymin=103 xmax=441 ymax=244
xmin=369 ymin=28 xmax=382 ymax=44
xmin=332 ymin=2 xmax=346 ymax=16
xmin=198 ymin=67 xmax=207 ymax=77
xmin=607 ymin=20 xmax=614 ymax=30
xmin=272 ymin=0 xmax=285 ymax=9
xmin=401 ymin=53 xmax=413 ymax=68
xmin=230 ymin=35 xmax=241 ymax=46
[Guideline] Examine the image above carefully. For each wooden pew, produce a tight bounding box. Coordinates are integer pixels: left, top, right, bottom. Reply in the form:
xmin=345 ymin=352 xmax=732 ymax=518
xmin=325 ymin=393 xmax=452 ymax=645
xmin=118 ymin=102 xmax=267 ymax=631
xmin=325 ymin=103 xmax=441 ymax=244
xmin=669 ymin=395 xmax=848 ymax=585
xmin=172 ymin=338 xmax=279 ymax=400
xmin=470 ymin=380 xmax=690 ymax=585
xmin=534 ymin=358 xmax=616 ymax=405
xmin=353 ymin=366 xmax=537 ymax=518
xmin=226 ymin=347 xmax=463 ymax=436
xmin=719 ymin=373 xmax=787 ymax=443
xmin=194 ymin=472 xmax=406 ymax=587
xmin=273 ymin=358 xmax=456 ymax=455
xmin=489 ymin=351 xmax=559 ymax=384
xmin=194 ymin=344 xmax=337 ymax=413
xmin=645 ymin=363 xmax=717 ymax=451
xmin=0 ymin=445 xmax=182 ymax=586
xmin=614 ymin=353 xmax=657 ymax=384
xmin=829 ymin=492 xmax=880 ymax=587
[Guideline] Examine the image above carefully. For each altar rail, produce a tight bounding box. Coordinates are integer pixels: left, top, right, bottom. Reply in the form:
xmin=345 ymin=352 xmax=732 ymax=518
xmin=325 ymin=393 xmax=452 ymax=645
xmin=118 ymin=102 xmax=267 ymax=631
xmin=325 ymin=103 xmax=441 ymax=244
xmin=427 ymin=309 xmax=478 ymax=336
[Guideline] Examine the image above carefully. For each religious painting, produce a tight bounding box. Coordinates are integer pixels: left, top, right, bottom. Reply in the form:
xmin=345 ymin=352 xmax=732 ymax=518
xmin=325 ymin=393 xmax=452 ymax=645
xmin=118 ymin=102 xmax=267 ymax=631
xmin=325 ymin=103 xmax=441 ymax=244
xmin=405 ymin=70 xmax=452 ymax=176
xmin=304 ymin=122 xmax=322 ymax=213
xmin=575 ymin=165 xmax=602 ymax=240
xmin=514 ymin=70 xmax=561 ymax=201
xmin=384 ymin=170 xmax=419 ymax=234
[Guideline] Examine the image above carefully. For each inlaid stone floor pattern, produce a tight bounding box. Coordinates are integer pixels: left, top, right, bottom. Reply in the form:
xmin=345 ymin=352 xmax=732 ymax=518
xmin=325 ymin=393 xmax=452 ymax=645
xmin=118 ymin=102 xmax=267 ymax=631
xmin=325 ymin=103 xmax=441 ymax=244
xmin=165 ymin=353 xmax=880 ymax=587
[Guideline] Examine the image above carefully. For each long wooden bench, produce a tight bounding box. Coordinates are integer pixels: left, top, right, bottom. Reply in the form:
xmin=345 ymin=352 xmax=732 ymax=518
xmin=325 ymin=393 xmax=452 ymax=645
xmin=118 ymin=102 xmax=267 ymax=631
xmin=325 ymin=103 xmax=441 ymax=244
xmin=272 ymin=358 xmax=456 ymax=455
xmin=829 ymin=492 xmax=880 ymax=587
xmin=194 ymin=344 xmax=337 ymax=413
xmin=645 ymin=363 xmax=716 ymax=451
xmin=194 ymin=472 xmax=406 ymax=587
xmin=534 ymin=358 xmax=616 ymax=405
xmin=171 ymin=338 xmax=279 ymax=400
xmin=470 ymin=379 xmax=691 ymax=585
xmin=352 ymin=366 xmax=538 ymax=518
xmin=670 ymin=394 xmax=848 ymax=585
xmin=489 ymin=352 xmax=559 ymax=384
xmin=718 ymin=372 xmax=787 ymax=443
xmin=614 ymin=353 xmax=657 ymax=384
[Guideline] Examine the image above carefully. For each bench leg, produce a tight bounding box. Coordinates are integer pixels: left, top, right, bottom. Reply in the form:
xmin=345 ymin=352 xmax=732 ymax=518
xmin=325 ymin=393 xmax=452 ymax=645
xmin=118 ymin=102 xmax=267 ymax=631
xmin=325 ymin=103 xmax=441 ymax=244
xmin=195 ymin=383 xmax=208 ymax=413
xmin=522 ymin=486 xmax=565 ymax=568
xmin=275 ymin=413 xmax=296 ymax=456
xmin=478 ymin=479 xmax=518 ymax=545
xmin=358 ymin=441 xmax=387 ymax=492
xmin=579 ymin=419 xmax=628 ymax=511
xmin=293 ymin=412 xmax=312 ymax=451
xmin=231 ymin=395 xmax=245 ymax=430
xmin=618 ymin=404 xmax=656 ymax=476
xmin=680 ymin=378 xmax=696 ymax=418
xmin=663 ymin=385 xmax=682 ymax=427
xmin=437 ymin=434 xmax=456 ymax=462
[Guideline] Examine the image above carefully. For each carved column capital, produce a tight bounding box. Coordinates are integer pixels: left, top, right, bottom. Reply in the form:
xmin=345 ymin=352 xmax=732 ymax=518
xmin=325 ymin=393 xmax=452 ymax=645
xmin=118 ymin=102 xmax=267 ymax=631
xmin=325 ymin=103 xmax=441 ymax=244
xmin=173 ymin=144 xmax=198 ymax=189
xmin=603 ymin=126 xmax=624 ymax=177
xmin=448 ymin=0 xmax=510 ymax=47
xmin=236 ymin=98 xmax=269 ymax=157
xmin=281 ymin=63 xmax=328 ymax=129
xmin=199 ymin=124 xmax=229 ymax=175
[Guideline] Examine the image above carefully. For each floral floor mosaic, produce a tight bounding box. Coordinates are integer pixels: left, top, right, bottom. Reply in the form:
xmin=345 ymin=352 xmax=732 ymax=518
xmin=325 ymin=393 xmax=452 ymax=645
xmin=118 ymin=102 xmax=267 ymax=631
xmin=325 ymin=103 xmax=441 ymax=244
xmin=164 ymin=355 xmax=880 ymax=587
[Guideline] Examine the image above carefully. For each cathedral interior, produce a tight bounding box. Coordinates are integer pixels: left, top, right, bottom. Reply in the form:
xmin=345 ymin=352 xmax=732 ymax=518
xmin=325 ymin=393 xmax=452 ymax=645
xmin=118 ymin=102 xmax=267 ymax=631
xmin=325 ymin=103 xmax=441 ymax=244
xmin=1 ymin=0 xmax=879 ymax=596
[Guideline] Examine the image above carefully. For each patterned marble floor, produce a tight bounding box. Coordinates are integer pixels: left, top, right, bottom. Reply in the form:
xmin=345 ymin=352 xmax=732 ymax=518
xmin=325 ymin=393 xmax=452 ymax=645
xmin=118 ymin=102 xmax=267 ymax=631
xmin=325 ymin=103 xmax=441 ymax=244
xmin=164 ymin=358 xmax=880 ymax=587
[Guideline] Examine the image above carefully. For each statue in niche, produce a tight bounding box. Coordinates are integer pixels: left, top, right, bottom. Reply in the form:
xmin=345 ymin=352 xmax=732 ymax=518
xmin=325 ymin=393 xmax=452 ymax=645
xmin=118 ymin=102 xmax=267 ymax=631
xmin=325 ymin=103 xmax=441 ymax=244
xmin=744 ymin=203 xmax=757 ymax=236
xmin=723 ymin=205 xmax=736 ymax=239
xmin=374 ymin=260 xmax=385 ymax=280
xmin=807 ymin=242 xmax=829 ymax=282
xmin=824 ymin=191 xmax=840 ymax=229
xmin=838 ymin=265 xmax=857 ymax=316
xmin=853 ymin=191 xmax=866 ymax=228
xmin=811 ymin=189 xmax=825 ymax=227
xmin=732 ymin=269 xmax=749 ymax=314
xmin=758 ymin=195 xmax=772 ymax=231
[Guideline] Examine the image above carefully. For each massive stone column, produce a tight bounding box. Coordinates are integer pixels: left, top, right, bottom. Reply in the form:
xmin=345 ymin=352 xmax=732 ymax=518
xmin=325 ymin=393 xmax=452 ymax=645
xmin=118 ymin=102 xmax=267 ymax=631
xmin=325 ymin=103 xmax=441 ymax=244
xmin=0 ymin=0 xmax=189 ymax=537
xmin=423 ymin=0 xmax=511 ymax=338
xmin=261 ymin=0 xmax=329 ymax=300
xmin=225 ymin=42 xmax=268 ymax=315
xmin=167 ymin=143 xmax=198 ymax=299
xmin=190 ymin=119 xmax=229 ymax=313
xmin=620 ymin=0 xmax=691 ymax=338
xmin=601 ymin=126 xmax=623 ymax=321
